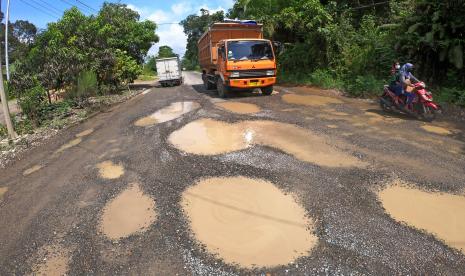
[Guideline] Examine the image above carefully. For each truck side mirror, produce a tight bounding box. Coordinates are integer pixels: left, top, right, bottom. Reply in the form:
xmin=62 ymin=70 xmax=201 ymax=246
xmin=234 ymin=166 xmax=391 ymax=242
xmin=273 ymin=41 xmax=283 ymax=55
xmin=218 ymin=47 xmax=226 ymax=60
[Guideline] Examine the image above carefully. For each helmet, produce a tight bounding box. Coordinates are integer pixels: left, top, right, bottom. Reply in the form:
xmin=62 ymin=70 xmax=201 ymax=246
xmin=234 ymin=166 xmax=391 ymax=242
xmin=403 ymin=63 xmax=414 ymax=72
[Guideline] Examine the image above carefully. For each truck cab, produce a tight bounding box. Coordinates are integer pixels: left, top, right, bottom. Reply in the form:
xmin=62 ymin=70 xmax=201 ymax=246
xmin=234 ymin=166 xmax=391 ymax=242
xmin=198 ymin=21 xmax=277 ymax=97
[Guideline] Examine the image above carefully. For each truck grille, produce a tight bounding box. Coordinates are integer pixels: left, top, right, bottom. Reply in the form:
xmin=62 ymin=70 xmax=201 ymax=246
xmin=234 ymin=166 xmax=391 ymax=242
xmin=230 ymin=70 xmax=273 ymax=78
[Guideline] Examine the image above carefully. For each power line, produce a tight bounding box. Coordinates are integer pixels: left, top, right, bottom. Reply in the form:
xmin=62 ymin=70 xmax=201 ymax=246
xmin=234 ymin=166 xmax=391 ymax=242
xmin=59 ymin=0 xmax=86 ymax=13
xmin=59 ymin=0 xmax=92 ymax=14
xmin=18 ymin=0 xmax=59 ymax=19
xmin=35 ymin=0 xmax=65 ymax=15
xmin=29 ymin=0 xmax=62 ymax=17
xmin=73 ymin=0 xmax=97 ymax=12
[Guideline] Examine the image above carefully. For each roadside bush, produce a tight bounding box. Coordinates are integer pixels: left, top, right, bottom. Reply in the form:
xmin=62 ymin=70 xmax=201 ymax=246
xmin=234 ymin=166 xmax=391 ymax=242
xmin=435 ymin=87 xmax=465 ymax=107
xmin=309 ymin=69 xmax=344 ymax=90
xmin=39 ymin=101 xmax=73 ymax=121
xmin=345 ymin=75 xmax=383 ymax=97
xmin=13 ymin=117 xmax=34 ymax=135
xmin=114 ymin=49 xmax=143 ymax=85
xmin=66 ymin=70 xmax=98 ymax=103
xmin=18 ymin=82 xmax=48 ymax=125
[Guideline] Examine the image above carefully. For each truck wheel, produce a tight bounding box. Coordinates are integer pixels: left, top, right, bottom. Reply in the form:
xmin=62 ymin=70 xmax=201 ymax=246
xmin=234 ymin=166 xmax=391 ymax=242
xmin=203 ymin=75 xmax=214 ymax=90
xmin=217 ymin=78 xmax=229 ymax=98
xmin=261 ymin=86 xmax=273 ymax=95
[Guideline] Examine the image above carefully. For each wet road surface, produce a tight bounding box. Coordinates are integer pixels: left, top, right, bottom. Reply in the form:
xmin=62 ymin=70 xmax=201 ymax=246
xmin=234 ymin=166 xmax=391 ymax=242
xmin=1 ymin=71 xmax=465 ymax=275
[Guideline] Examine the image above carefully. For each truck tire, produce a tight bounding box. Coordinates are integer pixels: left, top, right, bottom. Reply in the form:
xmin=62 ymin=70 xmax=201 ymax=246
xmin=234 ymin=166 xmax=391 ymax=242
xmin=217 ymin=78 xmax=230 ymax=98
xmin=261 ymin=86 xmax=273 ymax=95
xmin=203 ymin=74 xmax=215 ymax=90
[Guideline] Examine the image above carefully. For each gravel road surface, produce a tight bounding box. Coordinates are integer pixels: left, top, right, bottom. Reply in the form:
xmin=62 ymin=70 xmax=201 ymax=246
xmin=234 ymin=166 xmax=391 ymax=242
xmin=1 ymin=71 xmax=464 ymax=275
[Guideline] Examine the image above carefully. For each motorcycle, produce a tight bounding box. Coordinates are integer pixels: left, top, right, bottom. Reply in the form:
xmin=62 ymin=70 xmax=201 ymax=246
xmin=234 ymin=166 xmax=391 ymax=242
xmin=380 ymin=81 xmax=441 ymax=122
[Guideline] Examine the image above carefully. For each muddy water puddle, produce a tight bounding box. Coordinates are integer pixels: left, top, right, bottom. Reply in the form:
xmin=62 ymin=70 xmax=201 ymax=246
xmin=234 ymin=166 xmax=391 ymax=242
xmin=55 ymin=137 xmax=82 ymax=154
xmin=169 ymin=118 xmax=365 ymax=167
xmin=182 ymin=176 xmax=317 ymax=268
xmin=215 ymin=102 xmax=261 ymax=114
xmin=99 ymin=184 xmax=156 ymax=240
xmin=379 ymin=182 xmax=465 ymax=253
xmin=96 ymin=161 xmax=124 ymax=179
xmin=421 ymin=125 xmax=452 ymax=135
xmin=32 ymin=245 xmax=70 ymax=276
xmin=135 ymin=101 xmax=200 ymax=127
xmin=23 ymin=165 xmax=43 ymax=176
xmin=0 ymin=187 xmax=8 ymax=200
xmin=282 ymin=94 xmax=343 ymax=107
xmin=75 ymin=128 xmax=94 ymax=137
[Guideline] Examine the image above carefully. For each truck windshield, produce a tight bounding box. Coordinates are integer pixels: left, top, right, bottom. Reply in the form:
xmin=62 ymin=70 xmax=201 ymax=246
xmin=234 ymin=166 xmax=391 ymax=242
xmin=227 ymin=41 xmax=274 ymax=61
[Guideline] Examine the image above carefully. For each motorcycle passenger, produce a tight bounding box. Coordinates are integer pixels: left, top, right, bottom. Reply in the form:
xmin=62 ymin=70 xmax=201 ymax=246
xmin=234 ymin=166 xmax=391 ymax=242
xmin=388 ymin=62 xmax=403 ymax=97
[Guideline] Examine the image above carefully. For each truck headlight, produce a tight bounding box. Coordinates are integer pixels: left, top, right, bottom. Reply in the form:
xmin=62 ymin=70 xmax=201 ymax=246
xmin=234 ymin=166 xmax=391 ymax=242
xmin=230 ymin=71 xmax=240 ymax=78
xmin=266 ymin=70 xmax=275 ymax=76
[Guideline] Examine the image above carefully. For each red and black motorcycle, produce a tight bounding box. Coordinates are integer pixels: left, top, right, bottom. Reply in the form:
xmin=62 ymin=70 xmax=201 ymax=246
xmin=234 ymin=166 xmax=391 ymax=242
xmin=380 ymin=82 xmax=441 ymax=122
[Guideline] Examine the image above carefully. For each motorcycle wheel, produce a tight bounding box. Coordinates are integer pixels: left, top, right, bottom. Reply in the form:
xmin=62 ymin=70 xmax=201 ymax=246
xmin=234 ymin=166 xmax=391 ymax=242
xmin=421 ymin=105 xmax=436 ymax=122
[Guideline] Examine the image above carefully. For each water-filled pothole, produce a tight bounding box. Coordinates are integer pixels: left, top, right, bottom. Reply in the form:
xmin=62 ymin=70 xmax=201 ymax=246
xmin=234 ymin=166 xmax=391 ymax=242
xmin=421 ymin=125 xmax=452 ymax=135
xmin=182 ymin=176 xmax=318 ymax=268
xmin=282 ymin=94 xmax=343 ymax=107
xmin=168 ymin=118 xmax=365 ymax=167
xmin=379 ymin=182 xmax=465 ymax=253
xmin=75 ymin=128 xmax=94 ymax=137
xmin=55 ymin=138 xmax=82 ymax=154
xmin=99 ymin=184 xmax=156 ymax=240
xmin=96 ymin=161 xmax=124 ymax=180
xmin=215 ymin=102 xmax=261 ymax=114
xmin=135 ymin=101 xmax=200 ymax=127
xmin=23 ymin=165 xmax=43 ymax=176
xmin=0 ymin=187 xmax=8 ymax=201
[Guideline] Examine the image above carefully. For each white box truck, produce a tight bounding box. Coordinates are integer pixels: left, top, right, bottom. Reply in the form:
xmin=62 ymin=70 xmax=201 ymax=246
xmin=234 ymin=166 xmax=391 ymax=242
xmin=156 ymin=57 xmax=183 ymax=87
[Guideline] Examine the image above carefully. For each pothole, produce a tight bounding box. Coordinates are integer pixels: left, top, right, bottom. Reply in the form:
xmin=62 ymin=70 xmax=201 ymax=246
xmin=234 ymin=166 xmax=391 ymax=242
xmin=0 ymin=187 xmax=8 ymax=201
xmin=215 ymin=102 xmax=261 ymax=114
xmin=182 ymin=176 xmax=318 ymax=268
xmin=282 ymin=94 xmax=343 ymax=107
xmin=378 ymin=182 xmax=465 ymax=253
xmin=421 ymin=125 xmax=452 ymax=135
xmin=32 ymin=244 xmax=70 ymax=276
xmin=169 ymin=118 xmax=365 ymax=167
xmin=55 ymin=138 xmax=82 ymax=154
xmin=134 ymin=101 xmax=200 ymax=127
xmin=23 ymin=165 xmax=43 ymax=176
xmin=75 ymin=128 xmax=94 ymax=138
xmin=99 ymin=184 xmax=157 ymax=240
xmin=96 ymin=161 xmax=124 ymax=180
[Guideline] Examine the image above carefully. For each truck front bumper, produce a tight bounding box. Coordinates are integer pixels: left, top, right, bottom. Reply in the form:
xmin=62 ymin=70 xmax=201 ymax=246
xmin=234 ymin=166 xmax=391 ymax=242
xmin=227 ymin=77 xmax=276 ymax=89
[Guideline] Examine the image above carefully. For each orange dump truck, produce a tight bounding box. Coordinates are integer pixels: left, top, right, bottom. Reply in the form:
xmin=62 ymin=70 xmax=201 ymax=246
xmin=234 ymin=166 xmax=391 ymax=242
xmin=198 ymin=20 xmax=277 ymax=98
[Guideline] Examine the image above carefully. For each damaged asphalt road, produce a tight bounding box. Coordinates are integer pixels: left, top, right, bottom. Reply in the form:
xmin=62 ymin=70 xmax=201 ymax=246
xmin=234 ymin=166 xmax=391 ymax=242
xmin=1 ymin=71 xmax=464 ymax=275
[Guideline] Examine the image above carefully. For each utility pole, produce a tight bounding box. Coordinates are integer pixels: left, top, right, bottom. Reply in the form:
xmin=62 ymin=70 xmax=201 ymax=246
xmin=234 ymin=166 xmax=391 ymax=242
xmin=5 ymin=0 xmax=10 ymax=81
xmin=0 ymin=1 xmax=16 ymax=140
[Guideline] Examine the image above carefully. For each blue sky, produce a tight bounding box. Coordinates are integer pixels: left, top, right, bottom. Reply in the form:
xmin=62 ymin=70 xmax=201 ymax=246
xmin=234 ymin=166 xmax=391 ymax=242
xmin=3 ymin=0 xmax=234 ymax=56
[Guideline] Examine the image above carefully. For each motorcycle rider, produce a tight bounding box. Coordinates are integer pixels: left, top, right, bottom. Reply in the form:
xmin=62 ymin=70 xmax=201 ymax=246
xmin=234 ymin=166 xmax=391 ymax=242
xmin=389 ymin=63 xmax=418 ymax=110
xmin=400 ymin=63 xmax=419 ymax=110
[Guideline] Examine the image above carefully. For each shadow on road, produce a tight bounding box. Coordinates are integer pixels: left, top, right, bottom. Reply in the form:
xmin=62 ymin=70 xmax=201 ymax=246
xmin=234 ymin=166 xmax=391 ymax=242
xmin=191 ymin=84 xmax=265 ymax=99
xmin=365 ymin=108 xmax=417 ymax=122
xmin=129 ymin=83 xmax=156 ymax=90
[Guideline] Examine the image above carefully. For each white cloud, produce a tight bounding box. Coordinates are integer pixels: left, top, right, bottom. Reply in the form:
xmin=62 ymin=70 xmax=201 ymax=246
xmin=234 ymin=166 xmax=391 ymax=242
xmin=171 ymin=2 xmax=193 ymax=16
xmin=129 ymin=1 xmax=234 ymax=57
xmin=148 ymin=10 xmax=172 ymax=23
xmin=149 ymin=24 xmax=187 ymax=57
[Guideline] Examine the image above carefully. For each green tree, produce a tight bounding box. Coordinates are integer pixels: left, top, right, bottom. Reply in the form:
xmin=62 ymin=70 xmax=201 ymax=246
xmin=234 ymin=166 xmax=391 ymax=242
xmin=10 ymin=1 xmax=159 ymax=118
xmin=180 ymin=9 xmax=224 ymax=70
xmin=157 ymin=45 xmax=177 ymax=58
